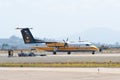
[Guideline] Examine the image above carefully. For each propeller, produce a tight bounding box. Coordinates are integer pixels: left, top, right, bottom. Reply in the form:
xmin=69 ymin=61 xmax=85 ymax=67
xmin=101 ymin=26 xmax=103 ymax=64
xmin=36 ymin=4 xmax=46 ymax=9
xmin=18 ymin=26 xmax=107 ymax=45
xmin=63 ymin=38 xmax=69 ymax=47
xmin=16 ymin=27 xmax=33 ymax=30
xmin=79 ymin=36 xmax=81 ymax=42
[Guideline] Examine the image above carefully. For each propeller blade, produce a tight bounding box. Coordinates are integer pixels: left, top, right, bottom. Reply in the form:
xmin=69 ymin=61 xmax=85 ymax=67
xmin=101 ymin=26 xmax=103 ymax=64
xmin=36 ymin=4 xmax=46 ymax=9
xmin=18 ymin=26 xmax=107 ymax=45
xmin=79 ymin=37 xmax=81 ymax=41
xmin=63 ymin=40 xmax=65 ymax=43
xmin=66 ymin=38 xmax=68 ymax=42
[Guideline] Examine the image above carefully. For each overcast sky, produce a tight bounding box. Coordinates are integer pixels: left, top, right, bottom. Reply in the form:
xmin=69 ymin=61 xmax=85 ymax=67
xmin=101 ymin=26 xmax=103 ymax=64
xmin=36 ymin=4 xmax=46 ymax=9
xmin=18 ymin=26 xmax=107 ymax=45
xmin=0 ymin=0 xmax=120 ymax=43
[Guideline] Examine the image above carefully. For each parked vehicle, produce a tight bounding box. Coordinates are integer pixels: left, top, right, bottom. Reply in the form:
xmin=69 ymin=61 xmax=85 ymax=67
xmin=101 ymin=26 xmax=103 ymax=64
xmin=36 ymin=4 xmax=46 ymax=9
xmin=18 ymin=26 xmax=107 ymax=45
xmin=18 ymin=52 xmax=46 ymax=57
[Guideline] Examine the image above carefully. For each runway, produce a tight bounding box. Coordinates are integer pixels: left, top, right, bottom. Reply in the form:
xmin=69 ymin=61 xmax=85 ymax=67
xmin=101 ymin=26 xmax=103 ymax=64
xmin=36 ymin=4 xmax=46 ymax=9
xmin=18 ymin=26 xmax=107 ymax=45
xmin=0 ymin=52 xmax=120 ymax=63
xmin=0 ymin=53 xmax=120 ymax=80
xmin=0 ymin=67 xmax=120 ymax=80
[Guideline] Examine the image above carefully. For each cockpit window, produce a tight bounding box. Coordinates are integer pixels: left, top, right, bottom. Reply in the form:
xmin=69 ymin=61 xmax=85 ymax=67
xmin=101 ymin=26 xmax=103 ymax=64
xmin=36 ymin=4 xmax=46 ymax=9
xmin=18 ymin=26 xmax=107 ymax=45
xmin=86 ymin=44 xmax=90 ymax=46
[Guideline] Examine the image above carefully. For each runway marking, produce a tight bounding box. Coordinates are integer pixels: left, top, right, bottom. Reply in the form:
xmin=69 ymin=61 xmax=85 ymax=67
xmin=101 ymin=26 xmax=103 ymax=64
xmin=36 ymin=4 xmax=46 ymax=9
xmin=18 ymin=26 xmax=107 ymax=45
xmin=0 ymin=67 xmax=120 ymax=74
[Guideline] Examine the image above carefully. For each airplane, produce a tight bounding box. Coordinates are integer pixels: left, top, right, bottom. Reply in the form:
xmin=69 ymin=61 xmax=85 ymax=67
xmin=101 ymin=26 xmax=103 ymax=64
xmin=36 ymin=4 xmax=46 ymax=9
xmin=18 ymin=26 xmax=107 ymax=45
xmin=17 ymin=28 xmax=98 ymax=55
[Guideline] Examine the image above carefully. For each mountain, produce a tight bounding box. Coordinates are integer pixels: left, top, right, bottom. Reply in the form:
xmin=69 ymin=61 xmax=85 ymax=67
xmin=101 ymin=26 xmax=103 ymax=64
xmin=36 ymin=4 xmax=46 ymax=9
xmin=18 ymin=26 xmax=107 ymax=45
xmin=0 ymin=35 xmax=35 ymax=49
xmin=0 ymin=35 xmax=46 ymax=50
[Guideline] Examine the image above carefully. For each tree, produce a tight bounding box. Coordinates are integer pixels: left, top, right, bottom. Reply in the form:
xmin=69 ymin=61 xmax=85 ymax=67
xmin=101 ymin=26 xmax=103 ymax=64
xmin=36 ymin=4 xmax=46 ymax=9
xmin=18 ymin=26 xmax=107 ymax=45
xmin=1 ymin=43 xmax=9 ymax=50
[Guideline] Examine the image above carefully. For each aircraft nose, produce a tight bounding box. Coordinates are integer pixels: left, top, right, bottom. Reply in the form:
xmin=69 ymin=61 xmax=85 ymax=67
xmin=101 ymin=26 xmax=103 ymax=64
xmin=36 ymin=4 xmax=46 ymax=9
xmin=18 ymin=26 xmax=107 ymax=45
xmin=92 ymin=46 xmax=99 ymax=51
xmin=94 ymin=46 xmax=99 ymax=51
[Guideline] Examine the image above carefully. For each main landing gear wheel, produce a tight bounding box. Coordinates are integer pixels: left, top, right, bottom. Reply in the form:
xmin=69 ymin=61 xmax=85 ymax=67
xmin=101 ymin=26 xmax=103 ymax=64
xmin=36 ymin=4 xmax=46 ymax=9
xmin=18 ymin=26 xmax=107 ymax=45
xmin=67 ymin=51 xmax=71 ymax=55
xmin=53 ymin=52 xmax=56 ymax=55
xmin=53 ymin=47 xmax=57 ymax=55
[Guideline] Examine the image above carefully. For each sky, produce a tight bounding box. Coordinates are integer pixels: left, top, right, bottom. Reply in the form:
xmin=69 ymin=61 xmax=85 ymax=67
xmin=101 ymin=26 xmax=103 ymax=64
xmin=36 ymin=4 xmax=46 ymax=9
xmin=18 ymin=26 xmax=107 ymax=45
xmin=0 ymin=0 xmax=120 ymax=43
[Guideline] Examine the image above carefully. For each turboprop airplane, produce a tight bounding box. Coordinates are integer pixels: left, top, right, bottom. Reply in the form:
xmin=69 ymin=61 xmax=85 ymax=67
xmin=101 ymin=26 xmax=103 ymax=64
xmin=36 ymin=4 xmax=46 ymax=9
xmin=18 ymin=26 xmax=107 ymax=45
xmin=17 ymin=28 xmax=98 ymax=55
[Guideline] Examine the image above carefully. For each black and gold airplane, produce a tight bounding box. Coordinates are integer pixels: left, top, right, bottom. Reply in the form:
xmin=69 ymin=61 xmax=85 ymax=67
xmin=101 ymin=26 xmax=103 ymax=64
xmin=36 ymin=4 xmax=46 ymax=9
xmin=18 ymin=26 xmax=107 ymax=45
xmin=17 ymin=28 xmax=98 ymax=54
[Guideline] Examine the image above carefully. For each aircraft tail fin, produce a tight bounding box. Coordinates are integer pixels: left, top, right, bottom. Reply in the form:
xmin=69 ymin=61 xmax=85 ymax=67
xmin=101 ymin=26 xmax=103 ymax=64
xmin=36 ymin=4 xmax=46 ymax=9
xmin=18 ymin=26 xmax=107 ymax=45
xmin=17 ymin=28 xmax=44 ymax=44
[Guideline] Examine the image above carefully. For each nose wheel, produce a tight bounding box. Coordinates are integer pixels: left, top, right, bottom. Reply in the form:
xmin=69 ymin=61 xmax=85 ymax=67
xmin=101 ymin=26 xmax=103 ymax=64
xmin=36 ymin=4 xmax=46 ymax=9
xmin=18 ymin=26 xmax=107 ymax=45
xmin=92 ymin=51 xmax=95 ymax=55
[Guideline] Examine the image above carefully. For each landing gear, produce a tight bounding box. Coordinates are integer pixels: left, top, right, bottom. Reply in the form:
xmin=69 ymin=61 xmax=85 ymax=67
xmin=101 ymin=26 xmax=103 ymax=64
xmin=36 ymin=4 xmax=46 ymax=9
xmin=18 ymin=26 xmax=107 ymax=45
xmin=92 ymin=51 xmax=95 ymax=55
xmin=67 ymin=51 xmax=71 ymax=55
xmin=53 ymin=52 xmax=56 ymax=55
xmin=53 ymin=47 xmax=57 ymax=55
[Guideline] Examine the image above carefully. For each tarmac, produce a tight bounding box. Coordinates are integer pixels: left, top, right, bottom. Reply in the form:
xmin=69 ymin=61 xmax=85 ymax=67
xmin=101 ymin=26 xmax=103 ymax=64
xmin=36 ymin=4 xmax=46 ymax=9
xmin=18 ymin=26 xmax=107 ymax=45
xmin=0 ymin=67 xmax=120 ymax=80
xmin=0 ymin=52 xmax=120 ymax=80
xmin=0 ymin=52 xmax=120 ymax=63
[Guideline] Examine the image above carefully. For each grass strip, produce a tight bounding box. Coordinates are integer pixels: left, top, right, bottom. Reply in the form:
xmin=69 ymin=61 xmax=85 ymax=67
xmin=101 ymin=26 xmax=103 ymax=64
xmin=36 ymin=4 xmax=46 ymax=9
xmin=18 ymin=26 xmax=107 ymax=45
xmin=0 ymin=62 xmax=120 ymax=67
